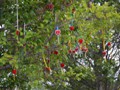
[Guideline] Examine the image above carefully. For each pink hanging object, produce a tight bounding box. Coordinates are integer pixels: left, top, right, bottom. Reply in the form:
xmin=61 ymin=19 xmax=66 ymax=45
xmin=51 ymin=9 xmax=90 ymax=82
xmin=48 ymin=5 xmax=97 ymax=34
xmin=55 ymin=30 xmax=61 ymax=36
xmin=55 ymin=26 xmax=61 ymax=36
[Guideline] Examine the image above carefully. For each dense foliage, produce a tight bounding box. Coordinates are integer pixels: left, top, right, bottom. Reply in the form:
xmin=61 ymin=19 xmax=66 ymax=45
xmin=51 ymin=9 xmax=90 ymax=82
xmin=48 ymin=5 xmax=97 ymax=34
xmin=0 ymin=0 xmax=120 ymax=90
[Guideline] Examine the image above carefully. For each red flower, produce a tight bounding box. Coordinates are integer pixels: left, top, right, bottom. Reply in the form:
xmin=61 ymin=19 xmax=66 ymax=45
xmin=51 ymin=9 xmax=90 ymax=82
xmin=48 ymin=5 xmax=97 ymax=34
xmin=78 ymin=39 xmax=84 ymax=44
xmin=60 ymin=63 xmax=65 ymax=68
xmin=46 ymin=3 xmax=54 ymax=10
xmin=107 ymin=42 xmax=111 ymax=47
xmin=102 ymin=51 xmax=107 ymax=56
xmin=12 ymin=69 xmax=17 ymax=75
xmin=55 ymin=30 xmax=61 ymax=36
xmin=16 ymin=30 xmax=20 ymax=36
xmin=69 ymin=26 xmax=75 ymax=31
xmin=53 ymin=50 xmax=58 ymax=55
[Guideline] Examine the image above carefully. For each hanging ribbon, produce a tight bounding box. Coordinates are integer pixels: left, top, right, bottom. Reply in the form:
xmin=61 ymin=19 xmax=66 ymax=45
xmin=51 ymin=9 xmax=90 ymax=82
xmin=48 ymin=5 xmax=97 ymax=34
xmin=42 ymin=53 xmax=48 ymax=67
xmin=16 ymin=0 xmax=19 ymax=30
xmin=68 ymin=40 xmax=71 ymax=49
xmin=15 ymin=0 xmax=20 ymax=41
xmin=57 ymin=37 xmax=60 ymax=45
xmin=70 ymin=8 xmax=75 ymax=26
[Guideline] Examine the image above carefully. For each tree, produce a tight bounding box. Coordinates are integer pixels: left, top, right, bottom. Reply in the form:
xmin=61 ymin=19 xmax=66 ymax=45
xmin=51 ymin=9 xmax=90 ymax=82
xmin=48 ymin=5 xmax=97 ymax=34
xmin=0 ymin=0 xmax=120 ymax=90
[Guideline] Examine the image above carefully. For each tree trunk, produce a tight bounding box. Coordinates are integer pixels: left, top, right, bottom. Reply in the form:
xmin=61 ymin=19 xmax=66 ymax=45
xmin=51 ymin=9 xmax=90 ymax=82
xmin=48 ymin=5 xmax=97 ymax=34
xmin=96 ymin=81 xmax=104 ymax=90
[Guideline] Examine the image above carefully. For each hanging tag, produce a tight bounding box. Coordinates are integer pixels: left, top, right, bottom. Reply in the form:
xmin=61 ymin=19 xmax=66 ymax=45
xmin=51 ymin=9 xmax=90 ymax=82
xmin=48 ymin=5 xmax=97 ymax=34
xmin=57 ymin=35 xmax=60 ymax=44
xmin=42 ymin=53 xmax=48 ymax=67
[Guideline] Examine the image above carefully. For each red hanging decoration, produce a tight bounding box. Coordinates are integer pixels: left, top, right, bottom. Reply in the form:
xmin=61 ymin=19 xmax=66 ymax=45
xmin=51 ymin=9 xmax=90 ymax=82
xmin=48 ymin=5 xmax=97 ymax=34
xmin=81 ymin=47 xmax=88 ymax=52
xmin=55 ymin=26 xmax=61 ymax=36
xmin=60 ymin=63 xmax=65 ymax=68
xmin=55 ymin=30 xmax=61 ymax=36
xmin=53 ymin=50 xmax=58 ymax=55
xmin=72 ymin=50 xmax=76 ymax=54
xmin=46 ymin=3 xmax=54 ymax=10
xmin=16 ymin=30 xmax=20 ymax=36
xmin=68 ymin=50 xmax=77 ymax=54
xmin=68 ymin=50 xmax=72 ymax=54
xmin=12 ymin=69 xmax=17 ymax=75
xmin=102 ymin=51 xmax=107 ymax=56
xmin=75 ymin=47 xmax=79 ymax=52
xmin=78 ymin=39 xmax=84 ymax=44
xmin=107 ymin=42 xmax=111 ymax=47
xmin=69 ymin=26 xmax=75 ymax=31
xmin=55 ymin=26 xmax=61 ymax=44
xmin=47 ymin=59 xmax=50 ymax=63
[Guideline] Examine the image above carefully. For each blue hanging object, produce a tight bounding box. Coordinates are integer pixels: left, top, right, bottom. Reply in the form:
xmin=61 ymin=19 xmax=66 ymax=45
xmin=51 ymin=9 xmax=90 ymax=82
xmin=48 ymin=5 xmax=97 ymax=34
xmin=56 ymin=26 xmax=59 ymax=30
